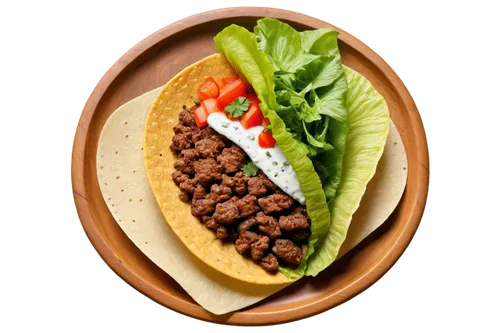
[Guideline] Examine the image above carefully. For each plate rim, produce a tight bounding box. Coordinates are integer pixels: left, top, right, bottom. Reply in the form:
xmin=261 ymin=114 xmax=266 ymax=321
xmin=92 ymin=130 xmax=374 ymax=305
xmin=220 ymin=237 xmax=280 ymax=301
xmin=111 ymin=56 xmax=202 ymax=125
xmin=71 ymin=6 xmax=429 ymax=325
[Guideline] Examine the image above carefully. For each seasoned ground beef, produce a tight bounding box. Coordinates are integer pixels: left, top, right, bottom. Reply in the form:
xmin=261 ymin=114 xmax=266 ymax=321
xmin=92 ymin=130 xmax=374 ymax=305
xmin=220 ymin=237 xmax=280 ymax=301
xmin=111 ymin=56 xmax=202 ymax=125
xmin=195 ymin=139 xmax=222 ymax=158
xmin=259 ymin=253 xmax=279 ymax=272
xmin=213 ymin=197 xmax=239 ymax=224
xmin=216 ymin=225 xmax=229 ymax=240
xmin=191 ymin=198 xmax=216 ymax=216
xmin=258 ymin=193 xmax=294 ymax=214
xmin=272 ymin=239 xmax=304 ymax=264
xmin=170 ymin=133 xmax=192 ymax=151
xmin=279 ymin=213 xmax=309 ymax=231
xmin=222 ymin=172 xmax=248 ymax=195
xmin=208 ymin=184 xmax=232 ymax=203
xmin=193 ymin=158 xmax=222 ymax=186
xmin=235 ymin=195 xmax=260 ymax=218
xmin=256 ymin=212 xmax=281 ymax=238
xmin=217 ymin=145 xmax=246 ymax=173
xmin=171 ymin=105 xmax=310 ymax=273
xmin=179 ymin=178 xmax=198 ymax=194
xmin=172 ymin=171 xmax=188 ymax=186
xmin=174 ymin=157 xmax=195 ymax=174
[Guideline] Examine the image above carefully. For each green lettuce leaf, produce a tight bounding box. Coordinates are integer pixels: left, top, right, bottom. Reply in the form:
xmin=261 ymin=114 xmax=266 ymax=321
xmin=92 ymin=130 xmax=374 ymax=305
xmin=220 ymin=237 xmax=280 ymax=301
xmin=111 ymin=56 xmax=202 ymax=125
xmin=305 ymin=66 xmax=390 ymax=276
xmin=255 ymin=18 xmax=319 ymax=73
xmin=215 ymin=24 xmax=332 ymax=279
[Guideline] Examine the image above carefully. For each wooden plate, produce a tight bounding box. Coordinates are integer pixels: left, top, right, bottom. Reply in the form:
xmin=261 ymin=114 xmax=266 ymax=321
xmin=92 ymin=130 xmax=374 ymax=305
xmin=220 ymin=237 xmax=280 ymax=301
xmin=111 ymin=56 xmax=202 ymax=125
xmin=72 ymin=7 xmax=429 ymax=325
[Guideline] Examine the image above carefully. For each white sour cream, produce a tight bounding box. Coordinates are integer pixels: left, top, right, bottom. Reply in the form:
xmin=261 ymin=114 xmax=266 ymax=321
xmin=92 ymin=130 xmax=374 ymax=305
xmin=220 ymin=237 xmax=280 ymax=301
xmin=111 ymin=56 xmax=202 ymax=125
xmin=207 ymin=112 xmax=305 ymax=204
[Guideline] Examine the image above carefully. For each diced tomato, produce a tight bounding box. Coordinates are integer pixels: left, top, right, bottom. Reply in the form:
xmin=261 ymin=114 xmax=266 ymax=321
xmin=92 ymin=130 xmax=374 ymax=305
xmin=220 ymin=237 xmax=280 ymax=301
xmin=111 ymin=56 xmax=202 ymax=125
xmin=240 ymin=102 xmax=263 ymax=129
xmin=201 ymin=98 xmax=220 ymax=114
xmin=194 ymin=106 xmax=208 ymax=127
xmin=197 ymin=77 xmax=219 ymax=100
xmin=246 ymin=93 xmax=259 ymax=104
xmin=217 ymin=79 xmax=247 ymax=108
xmin=258 ymin=130 xmax=276 ymax=148
xmin=261 ymin=117 xmax=270 ymax=127
xmin=221 ymin=76 xmax=239 ymax=87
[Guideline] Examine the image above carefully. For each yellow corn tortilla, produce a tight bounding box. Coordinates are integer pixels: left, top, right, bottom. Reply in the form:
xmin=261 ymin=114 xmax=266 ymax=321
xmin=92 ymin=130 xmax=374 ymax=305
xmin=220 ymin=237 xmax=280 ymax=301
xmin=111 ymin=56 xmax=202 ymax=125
xmin=97 ymin=81 xmax=407 ymax=313
xmin=143 ymin=54 xmax=291 ymax=284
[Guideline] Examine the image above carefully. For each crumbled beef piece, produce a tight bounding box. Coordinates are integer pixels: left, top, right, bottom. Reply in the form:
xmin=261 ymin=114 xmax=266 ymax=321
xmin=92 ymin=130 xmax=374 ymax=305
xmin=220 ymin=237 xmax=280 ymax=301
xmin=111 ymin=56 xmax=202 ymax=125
xmin=195 ymin=139 xmax=222 ymax=158
xmin=248 ymin=171 xmax=278 ymax=196
xmin=213 ymin=197 xmax=239 ymax=223
xmin=199 ymin=127 xmax=231 ymax=148
xmin=193 ymin=158 xmax=222 ymax=186
xmin=180 ymin=148 xmax=198 ymax=161
xmin=247 ymin=177 xmax=267 ymax=196
xmin=170 ymin=133 xmax=192 ymax=151
xmin=193 ymin=185 xmax=207 ymax=199
xmin=178 ymin=191 xmax=189 ymax=202
xmin=205 ymin=218 xmax=219 ymax=230
xmin=235 ymin=195 xmax=260 ymax=218
xmin=173 ymin=124 xmax=188 ymax=134
xmin=179 ymin=178 xmax=198 ymax=194
xmin=174 ymin=157 xmax=195 ymax=174
xmin=259 ymin=253 xmax=279 ymax=272
xmin=238 ymin=218 xmax=257 ymax=233
xmin=272 ymin=239 xmax=303 ymax=264
xmin=258 ymin=193 xmax=293 ymax=214
xmin=208 ymin=184 xmax=232 ymax=203
xmin=172 ymin=171 xmax=189 ymax=186
xmin=291 ymin=229 xmax=310 ymax=241
xmin=235 ymin=231 xmax=258 ymax=254
xmin=191 ymin=198 xmax=216 ymax=216
xmin=216 ymin=226 xmax=229 ymax=240
xmin=255 ymin=212 xmax=281 ymax=238
xmin=178 ymin=109 xmax=197 ymax=127
xmin=217 ymin=145 xmax=246 ymax=173
xmin=250 ymin=235 xmax=269 ymax=260
xmin=222 ymin=172 xmax=248 ymax=195
xmin=199 ymin=127 xmax=219 ymax=139
xmin=279 ymin=213 xmax=309 ymax=231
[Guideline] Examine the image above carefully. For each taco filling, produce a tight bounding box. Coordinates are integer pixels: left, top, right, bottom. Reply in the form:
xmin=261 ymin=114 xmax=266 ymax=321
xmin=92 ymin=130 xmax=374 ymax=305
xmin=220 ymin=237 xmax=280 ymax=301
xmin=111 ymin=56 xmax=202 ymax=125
xmin=170 ymin=98 xmax=310 ymax=272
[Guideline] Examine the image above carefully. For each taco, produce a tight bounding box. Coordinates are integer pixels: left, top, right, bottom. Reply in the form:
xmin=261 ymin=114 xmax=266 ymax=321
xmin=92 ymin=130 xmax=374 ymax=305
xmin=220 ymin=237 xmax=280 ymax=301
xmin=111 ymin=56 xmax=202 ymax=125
xmin=142 ymin=19 xmax=392 ymax=284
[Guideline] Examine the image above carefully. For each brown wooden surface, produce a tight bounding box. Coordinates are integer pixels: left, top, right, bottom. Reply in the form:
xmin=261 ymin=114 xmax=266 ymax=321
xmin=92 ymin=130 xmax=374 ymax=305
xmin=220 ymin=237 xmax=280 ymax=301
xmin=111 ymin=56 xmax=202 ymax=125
xmin=71 ymin=7 xmax=429 ymax=326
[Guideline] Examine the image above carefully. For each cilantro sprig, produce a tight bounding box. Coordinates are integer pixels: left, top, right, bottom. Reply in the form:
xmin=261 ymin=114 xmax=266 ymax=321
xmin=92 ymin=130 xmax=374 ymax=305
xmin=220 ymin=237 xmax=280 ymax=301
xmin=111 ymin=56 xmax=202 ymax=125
xmin=241 ymin=162 xmax=259 ymax=177
xmin=225 ymin=97 xmax=250 ymax=118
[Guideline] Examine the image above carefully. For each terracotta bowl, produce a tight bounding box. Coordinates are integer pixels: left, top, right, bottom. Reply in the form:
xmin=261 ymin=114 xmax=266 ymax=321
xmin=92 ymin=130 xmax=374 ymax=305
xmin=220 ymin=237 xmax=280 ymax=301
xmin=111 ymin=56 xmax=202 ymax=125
xmin=71 ymin=7 xmax=429 ymax=325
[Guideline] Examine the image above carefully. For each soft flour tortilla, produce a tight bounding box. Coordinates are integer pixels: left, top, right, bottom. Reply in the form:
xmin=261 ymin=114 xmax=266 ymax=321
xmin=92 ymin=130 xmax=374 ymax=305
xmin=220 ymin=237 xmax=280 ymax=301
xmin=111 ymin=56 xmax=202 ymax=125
xmin=96 ymin=88 xmax=289 ymax=315
xmin=97 ymin=57 xmax=408 ymax=313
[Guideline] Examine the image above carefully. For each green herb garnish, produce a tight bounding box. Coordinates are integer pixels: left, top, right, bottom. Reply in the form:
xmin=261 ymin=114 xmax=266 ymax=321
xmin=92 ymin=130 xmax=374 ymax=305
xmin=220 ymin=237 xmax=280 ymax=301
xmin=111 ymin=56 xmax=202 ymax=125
xmin=241 ymin=162 xmax=259 ymax=177
xmin=222 ymin=122 xmax=230 ymax=128
xmin=283 ymin=161 xmax=290 ymax=167
xmin=225 ymin=97 xmax=250 ymax=118
xmin=248 ymin=134 xmax=255 ymax=141
xmin=193 ymin=96 xmax=201 ymax=105
xmin=272 ymin=161 xmax=278 ymax=166
xmin=266 ymin=151 xmax=272 ymax=158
